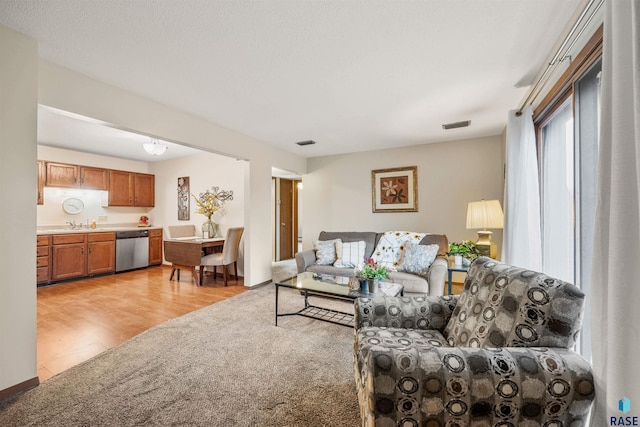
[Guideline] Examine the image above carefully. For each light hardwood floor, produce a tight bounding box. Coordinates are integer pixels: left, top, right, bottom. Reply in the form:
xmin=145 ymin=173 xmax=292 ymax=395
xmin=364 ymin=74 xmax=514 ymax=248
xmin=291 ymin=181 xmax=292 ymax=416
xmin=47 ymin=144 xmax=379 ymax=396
xmin=37 ymin=265 xmax=247 ymax=382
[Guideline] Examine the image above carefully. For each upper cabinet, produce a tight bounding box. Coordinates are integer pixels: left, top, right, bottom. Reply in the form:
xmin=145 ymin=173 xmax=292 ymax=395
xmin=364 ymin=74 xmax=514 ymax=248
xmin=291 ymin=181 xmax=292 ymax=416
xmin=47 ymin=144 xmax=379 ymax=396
xmin=45 ymin=162 xmax=78 ymax=188
xmin=108 ymin=170 xmax=155 ymax=207
xmin=134 ymin=173 xmax=155 ymax=207
xmin=45 ymin=162 xmax=109 ymax=190
xmin=39 ymin=160 xmax=154 ymax=207
xmin=79 ymin=166 xmax=109 ymax=190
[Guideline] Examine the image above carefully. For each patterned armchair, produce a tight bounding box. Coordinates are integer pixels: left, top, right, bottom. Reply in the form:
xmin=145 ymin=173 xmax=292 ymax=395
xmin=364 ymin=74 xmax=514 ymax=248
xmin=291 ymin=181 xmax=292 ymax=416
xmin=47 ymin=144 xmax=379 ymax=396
xmin=353 ymin=257 xmax=595 ymax=426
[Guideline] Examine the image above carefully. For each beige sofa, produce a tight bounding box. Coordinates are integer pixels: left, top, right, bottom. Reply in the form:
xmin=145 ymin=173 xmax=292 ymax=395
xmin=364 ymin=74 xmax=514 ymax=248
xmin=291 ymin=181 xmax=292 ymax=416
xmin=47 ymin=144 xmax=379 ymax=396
xmin=295 ymin=231 xmax=449 ymax=296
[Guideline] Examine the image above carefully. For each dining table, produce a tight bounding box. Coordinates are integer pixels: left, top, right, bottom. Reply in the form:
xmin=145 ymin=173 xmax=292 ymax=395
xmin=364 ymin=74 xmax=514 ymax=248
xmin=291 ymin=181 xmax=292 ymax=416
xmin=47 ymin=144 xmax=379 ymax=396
xmin=163 ymin=236 xmax=224 ymax=285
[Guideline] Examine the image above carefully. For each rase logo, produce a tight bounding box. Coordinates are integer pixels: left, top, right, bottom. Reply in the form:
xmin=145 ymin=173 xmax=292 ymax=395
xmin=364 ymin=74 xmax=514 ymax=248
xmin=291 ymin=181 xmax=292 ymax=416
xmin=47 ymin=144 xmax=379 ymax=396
xmin=611 ymin=397 xmax=639 ymax=426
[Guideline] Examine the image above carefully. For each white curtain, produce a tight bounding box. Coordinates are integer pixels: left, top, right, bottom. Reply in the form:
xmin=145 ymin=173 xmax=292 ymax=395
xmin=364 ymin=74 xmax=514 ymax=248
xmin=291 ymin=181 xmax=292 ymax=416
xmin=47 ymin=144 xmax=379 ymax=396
xmin=501 ymin=105 xmax=542 ymax=270
xmin=541 ymin=101 xmax=575 ymax=283
xmin=590 ymin=1 xmax=640 ymax=425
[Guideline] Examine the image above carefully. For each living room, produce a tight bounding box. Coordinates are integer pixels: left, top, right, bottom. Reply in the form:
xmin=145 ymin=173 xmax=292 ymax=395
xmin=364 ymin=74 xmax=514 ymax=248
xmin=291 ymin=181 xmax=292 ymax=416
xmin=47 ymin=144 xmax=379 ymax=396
xmin=2 ymin=1 xmax=639 ymax=425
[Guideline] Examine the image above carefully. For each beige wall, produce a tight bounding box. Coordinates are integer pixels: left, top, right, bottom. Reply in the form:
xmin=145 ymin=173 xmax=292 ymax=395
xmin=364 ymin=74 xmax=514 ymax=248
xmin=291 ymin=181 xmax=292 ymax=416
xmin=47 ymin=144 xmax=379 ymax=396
xmin=0 ymin=26 xmax=38 ymax=393
xmin=302 ymin=135 xmax=505 ymax=254
xmin=150 ymin=152 xmax=247 ymax=273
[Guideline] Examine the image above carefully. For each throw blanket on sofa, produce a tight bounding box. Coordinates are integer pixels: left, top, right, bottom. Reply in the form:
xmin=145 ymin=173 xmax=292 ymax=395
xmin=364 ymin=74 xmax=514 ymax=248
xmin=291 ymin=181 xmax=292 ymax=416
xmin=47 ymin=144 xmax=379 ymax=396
xmin=370 ymin=231 xmax=426 ymax=270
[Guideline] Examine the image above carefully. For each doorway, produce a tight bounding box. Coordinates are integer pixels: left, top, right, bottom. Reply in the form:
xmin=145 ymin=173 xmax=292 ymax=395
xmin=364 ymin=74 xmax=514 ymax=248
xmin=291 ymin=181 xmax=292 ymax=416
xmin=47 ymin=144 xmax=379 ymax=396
xmin=272 ymin=177 xmax=301 ymax=261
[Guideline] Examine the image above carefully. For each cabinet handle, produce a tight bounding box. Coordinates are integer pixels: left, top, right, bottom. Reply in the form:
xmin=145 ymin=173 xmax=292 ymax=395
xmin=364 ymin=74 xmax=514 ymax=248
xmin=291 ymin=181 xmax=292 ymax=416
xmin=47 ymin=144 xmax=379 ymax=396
xmin=81 ymin=247 xmax=84 ymax=255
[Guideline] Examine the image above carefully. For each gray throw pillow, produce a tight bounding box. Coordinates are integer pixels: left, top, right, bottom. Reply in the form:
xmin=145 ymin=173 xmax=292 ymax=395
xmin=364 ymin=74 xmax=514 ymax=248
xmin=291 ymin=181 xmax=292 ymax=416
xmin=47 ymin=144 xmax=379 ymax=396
xmin=398 ymin=243 xmax=439 ymax=276
xmin=313 ymin=239 xmax=341 ymax=265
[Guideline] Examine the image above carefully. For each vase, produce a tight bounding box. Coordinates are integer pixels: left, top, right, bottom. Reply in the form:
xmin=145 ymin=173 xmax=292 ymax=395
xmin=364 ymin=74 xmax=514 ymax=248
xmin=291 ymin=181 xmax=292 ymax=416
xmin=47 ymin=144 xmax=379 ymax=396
xmin=454 ymin=254 xmax=463 ymax=266
xmin=202 ymin=219 xmax=218 ymax=238
xmin=359 ymin=278 xmax=369 ymax=293
xmin=368 ymin=278 xmax=379 ymax=293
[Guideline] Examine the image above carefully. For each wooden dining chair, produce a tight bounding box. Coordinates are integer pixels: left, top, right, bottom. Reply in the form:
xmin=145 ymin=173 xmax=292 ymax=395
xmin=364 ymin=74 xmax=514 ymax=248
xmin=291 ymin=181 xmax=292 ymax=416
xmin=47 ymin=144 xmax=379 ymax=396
xmin=200 ymin=227 xmax=244 ymax=286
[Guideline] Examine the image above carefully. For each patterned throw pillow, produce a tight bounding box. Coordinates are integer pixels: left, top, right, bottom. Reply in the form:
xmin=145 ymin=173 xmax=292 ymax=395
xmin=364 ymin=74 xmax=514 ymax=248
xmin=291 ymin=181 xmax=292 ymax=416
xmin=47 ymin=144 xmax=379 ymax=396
xmin=444 ymin=257 xmax=586 ymax=349
xmin=334 ymin=241 xmax=366 ymax=268
xmin=313 ymin=239 xmax=341 ymax=265
xmin=398 ymin=243 xmax=439 ymax=276
xmin=371 ymin=231 xmax=426 ymax=271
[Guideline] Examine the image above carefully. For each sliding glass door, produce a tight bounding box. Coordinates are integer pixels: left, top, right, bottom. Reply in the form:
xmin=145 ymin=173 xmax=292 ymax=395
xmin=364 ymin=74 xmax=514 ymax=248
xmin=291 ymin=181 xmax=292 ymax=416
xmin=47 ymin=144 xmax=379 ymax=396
xmin=537 ymin=58 xmax=601 ymax=357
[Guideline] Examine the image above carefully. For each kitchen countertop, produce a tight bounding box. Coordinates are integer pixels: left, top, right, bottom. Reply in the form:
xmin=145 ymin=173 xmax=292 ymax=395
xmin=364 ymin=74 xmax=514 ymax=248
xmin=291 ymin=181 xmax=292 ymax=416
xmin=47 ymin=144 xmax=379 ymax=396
xmin=37 ymin=225 xmax=162 ymax=235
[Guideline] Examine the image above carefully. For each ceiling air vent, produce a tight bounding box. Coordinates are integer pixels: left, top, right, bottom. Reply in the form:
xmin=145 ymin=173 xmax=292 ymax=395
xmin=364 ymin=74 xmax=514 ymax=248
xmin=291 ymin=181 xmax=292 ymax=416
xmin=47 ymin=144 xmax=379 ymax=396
xmin=442 ymin=120 xmax=471 ymax=130
xmin=295 ymin=140 xmax=316 ymax=146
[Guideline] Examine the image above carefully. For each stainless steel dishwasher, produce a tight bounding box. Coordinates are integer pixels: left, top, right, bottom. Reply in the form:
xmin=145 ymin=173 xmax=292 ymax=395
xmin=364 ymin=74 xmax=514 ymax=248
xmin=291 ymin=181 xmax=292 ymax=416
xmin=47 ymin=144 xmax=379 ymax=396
xmin=115 ymin=230 xmax=149 ymax=272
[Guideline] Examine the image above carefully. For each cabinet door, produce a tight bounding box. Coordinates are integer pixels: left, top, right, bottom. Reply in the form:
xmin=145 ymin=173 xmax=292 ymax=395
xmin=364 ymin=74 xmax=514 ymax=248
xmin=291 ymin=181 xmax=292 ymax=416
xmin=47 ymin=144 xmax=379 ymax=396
xmin=108 ymin=170 xmax=134 ymax=206
xmin=149 ymin=236 xmax=163 ymax=265
xmin=87 ymin=240 xmax=115 ymax=275
xmin=80 ymin=166 xmax=109 ymax=190
xmin=52 ymin=243 xmax=86 ymax=280
xmin=37 ymin=234 xmax=51 ymax=284
xmin=46 ymin=162 xmax=79 ymax=188
xmin=37 ymin=160 xmax=45 ymax=205
xmin=134 ymin=173 xmax=155 ymax=207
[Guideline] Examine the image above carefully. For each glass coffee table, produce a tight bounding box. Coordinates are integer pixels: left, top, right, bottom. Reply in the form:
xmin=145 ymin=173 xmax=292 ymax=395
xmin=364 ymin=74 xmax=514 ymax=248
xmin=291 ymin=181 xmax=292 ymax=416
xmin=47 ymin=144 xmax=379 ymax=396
xmin=274 ymin=272 xmax=403 ymax=327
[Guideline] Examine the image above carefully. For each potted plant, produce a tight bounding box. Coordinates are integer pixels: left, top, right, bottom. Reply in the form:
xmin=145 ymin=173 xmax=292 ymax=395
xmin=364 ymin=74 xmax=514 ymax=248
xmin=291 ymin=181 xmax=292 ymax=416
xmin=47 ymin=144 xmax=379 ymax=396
xmin=354 ymin=257 xmax=389 ymax=292
xmin=448 ymin=240 xmax=479 ymax=266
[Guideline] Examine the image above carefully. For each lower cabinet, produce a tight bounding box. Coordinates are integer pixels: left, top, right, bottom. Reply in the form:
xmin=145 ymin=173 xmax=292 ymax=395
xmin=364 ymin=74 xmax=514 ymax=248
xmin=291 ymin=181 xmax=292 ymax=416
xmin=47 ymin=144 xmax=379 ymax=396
xmin=51 ymin=232 xmax=116 ymax=282
xmin=42 ymin=228 xmax=162 ymax=285
xmin=51 ymin=234 xmax=87 ymax=281
xmin=37 ymin=235 xmax=51 ymax=284
xmin=148 ymin=228 xmax=163 ymax=265
xmin=88 ymin=233 xmax=116 ymax=275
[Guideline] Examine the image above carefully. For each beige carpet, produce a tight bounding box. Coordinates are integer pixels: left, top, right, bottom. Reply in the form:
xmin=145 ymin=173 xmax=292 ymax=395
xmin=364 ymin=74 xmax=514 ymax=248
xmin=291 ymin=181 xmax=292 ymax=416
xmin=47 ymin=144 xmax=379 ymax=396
xmin=0 ymin=262 xmax=360 ymax=426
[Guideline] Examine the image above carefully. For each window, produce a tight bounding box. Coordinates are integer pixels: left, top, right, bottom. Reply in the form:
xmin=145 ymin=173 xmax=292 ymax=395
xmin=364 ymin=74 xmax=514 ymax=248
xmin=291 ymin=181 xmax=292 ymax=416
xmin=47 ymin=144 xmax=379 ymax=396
xmin=535 ymin=29 xmax=602 ymax=358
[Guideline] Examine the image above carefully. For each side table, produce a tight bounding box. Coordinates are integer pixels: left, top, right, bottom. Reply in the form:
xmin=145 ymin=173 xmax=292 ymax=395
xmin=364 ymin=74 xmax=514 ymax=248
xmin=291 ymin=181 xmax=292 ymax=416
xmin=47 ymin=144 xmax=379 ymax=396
xmin=447 ymin=264 xmax=469 ymax=295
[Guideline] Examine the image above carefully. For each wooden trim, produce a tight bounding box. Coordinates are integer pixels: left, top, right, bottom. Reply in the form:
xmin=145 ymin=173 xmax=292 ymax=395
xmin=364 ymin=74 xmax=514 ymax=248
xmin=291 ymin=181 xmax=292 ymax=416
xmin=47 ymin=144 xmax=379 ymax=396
xmin=0 ymin=376 xmax=39 ymax=401
xmin=534 ymin=25 xmax=603 ymax=120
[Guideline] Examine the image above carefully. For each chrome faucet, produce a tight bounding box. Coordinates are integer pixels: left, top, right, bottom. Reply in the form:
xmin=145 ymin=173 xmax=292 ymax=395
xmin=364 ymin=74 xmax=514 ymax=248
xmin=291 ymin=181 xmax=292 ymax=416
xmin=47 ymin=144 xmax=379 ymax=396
xmin=66 ymin=220 xmax=82 ymax=230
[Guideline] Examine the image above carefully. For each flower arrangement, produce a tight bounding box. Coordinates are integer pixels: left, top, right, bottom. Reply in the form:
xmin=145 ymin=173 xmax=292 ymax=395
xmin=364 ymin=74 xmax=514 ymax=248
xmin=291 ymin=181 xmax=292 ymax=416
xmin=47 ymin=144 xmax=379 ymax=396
xmin=355 ymin=257 xmax=389 ymax=281
xmin=192 ymin=186 xmax=234 ymax=219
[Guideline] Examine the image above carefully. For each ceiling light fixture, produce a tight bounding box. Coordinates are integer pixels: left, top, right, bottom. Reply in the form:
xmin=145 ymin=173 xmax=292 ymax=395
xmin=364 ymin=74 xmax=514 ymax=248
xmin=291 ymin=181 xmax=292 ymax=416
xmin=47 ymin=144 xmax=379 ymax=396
xmin=143 ymin=138 xmax=168 ymax=156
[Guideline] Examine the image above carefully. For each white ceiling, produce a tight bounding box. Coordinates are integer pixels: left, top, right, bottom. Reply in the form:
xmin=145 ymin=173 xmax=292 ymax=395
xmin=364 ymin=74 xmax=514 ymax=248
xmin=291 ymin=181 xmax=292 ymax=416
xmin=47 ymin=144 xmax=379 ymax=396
xmin=1 ymin=0 xmax=587 ymax=160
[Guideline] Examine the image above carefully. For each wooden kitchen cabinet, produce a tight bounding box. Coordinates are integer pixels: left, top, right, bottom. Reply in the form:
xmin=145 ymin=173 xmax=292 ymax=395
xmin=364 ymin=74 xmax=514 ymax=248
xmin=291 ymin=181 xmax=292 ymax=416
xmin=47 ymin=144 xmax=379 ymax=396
xmin=148 ymin=229 xmax=163 ymax=265
xmin=44 ymin=162 xmax=109 ymax=190
xmin=79 ymin=166 xmax=109 ymax=190
xmin=134 ymin=173 xmax=155 ymax=207
xmin=107 ymin=170 xmax=135 ymax=205
xmin=51 ymin=234 xmax=87 ymax=281
xmin=45 ymin=162 xmax=78 ymax=188
xmin=87 ymin=232 xmax=116 ymax=275
xmin=37 ymin=160 xmax=45 ymax=205
xmin=37 ymin=235 xmax=51 ymax=284
xmin=108 ymin=170 xmax=155 ymax=207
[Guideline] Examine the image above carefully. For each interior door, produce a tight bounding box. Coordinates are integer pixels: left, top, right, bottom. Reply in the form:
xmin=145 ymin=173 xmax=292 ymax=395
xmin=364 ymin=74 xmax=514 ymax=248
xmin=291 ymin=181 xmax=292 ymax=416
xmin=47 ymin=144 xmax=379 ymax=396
xmin=279 ymin=179 xmax=294 ymax=260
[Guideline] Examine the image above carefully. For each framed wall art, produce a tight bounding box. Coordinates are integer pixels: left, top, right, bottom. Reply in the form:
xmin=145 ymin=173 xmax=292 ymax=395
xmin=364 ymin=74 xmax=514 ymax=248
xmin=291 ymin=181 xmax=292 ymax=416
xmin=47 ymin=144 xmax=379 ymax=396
xmin=371 ymin=166 xmax=418 ymax=213
xmin=177 ymin=176 xmax=190 ymax=220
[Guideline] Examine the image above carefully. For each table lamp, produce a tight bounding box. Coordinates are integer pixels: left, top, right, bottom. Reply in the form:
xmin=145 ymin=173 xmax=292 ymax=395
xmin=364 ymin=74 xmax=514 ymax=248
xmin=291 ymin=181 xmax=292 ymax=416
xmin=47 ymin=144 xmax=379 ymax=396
xmin=466 ymin=199 xmax=504 ymax=258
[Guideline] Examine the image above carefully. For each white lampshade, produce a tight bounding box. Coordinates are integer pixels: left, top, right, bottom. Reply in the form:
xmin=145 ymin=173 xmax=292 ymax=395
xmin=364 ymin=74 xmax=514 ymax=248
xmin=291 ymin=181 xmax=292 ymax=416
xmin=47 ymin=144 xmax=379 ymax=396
xmin=466 ymin=199 xmax=504 ymax=230
xmin=143 ymin=138 xmax=168 ymax=156
xmin=466 ymin=199 xmax=504 ymax=258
